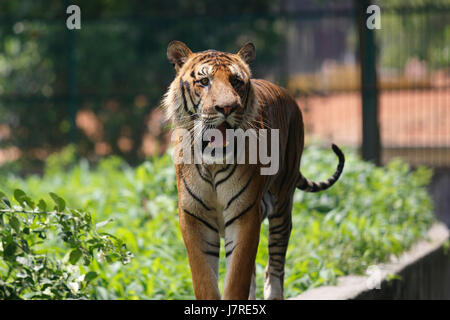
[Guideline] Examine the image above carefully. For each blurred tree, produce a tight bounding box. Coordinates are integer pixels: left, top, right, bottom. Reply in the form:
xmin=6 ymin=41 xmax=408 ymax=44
xmin=0 ymin=0 xmax=283 ymax=171
xmin=376 ymin=0 xmax=450 ymax=70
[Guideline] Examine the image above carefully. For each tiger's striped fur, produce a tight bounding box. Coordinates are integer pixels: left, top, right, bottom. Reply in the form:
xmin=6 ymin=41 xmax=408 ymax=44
xmin=161 ymin=41 xmax=345 ymax=300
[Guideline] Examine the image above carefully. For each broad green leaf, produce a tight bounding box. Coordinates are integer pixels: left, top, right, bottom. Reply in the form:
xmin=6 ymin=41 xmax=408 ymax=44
xmin=49 ymin=192 xmax=66 ymax=212
xmin=69 ymin=248 xmax=83 ymax=264
xmin=3 ymin=242 xmax=17 ymax=259
xmin=0 ymin=191 xmax=9 ymax=209
xmin=13 ymin=189 xmax=34 ymax=208
xmin=0 ymin=196 xmax=11 ymax=209
xmin=37 ymin=199 xmax=47 ymax=211
xmin=9 ymin=216 xmax=21 ymax=233
xmin=85 ymin=271 xmax=98 ymax=282
xmin=13 ymin=189 xmax=26 ymax=203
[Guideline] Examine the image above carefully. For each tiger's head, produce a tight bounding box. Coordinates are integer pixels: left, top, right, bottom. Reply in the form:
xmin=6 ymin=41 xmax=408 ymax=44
xmin=162 ymin=41 xmax=259 ymax=148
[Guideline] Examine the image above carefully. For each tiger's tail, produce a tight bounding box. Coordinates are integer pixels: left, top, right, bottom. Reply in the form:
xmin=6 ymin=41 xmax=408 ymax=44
xmin=296 ymin=144 xmax=345 ymax=193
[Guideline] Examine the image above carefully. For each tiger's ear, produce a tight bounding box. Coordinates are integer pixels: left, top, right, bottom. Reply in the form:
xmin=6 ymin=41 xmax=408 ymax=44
xmin=237 ymin=42 xmax=255 ymax=64
xmin=167 ymin=40 xmax=193 ymax=72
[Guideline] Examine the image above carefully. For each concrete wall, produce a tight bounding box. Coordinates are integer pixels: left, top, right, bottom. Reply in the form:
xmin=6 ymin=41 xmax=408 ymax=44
xmin=292 ymin=224 xmax=450 ymax=300
xmin=355 ymin=238 xmax=450 ymax=299
xmin=430 ymin=169 xmax=450 ymax=228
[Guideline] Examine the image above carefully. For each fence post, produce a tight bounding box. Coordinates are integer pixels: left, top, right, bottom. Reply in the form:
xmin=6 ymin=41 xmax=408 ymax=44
xmin=355 ymin=0 xmax=381 ymax=165
xmin=66 ymin=1 xmax=77 ymax=145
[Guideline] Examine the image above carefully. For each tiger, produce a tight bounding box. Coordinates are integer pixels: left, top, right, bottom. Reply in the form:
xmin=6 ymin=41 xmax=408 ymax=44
xmin=161 ymin=40 xmax=345 ymax=300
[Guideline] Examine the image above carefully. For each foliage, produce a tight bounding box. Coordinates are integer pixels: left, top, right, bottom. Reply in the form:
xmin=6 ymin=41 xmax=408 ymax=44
xmin=0 ymin=146 xmax=435 ymax=299
xmin=280 ymin=146 xmax=435 ymax=293
xmin=377 ymin=0 xmax=450 ymax=70
xmin=0 ymin=188 xmax=132 ymax=299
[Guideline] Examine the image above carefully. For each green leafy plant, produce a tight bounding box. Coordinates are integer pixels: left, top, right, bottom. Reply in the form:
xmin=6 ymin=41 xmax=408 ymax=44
xmin=0 ymin=146 xmax=435 ymax=299
xmin=0 ymin=189 xmax=132 ymax=299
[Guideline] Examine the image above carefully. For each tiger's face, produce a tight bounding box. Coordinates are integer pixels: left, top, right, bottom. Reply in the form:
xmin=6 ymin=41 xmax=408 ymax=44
xmin=163 ymin=41 xmax=259 ymax=149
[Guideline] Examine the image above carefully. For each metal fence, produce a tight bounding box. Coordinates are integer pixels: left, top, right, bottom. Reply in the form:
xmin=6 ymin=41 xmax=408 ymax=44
xmin=284 ymin=2 xmax=450 ymax=168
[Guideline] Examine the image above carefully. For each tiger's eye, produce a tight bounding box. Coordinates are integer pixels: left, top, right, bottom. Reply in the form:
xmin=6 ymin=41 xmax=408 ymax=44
xmin=200 ymin=78 xmax=209 ymax=86
xmin=230 ymin=76 xmax=243 ymax=87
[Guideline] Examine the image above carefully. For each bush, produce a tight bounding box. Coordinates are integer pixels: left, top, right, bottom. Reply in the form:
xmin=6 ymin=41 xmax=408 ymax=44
xmin=0 ymin=146 xmax=435 ymax=299
xmin=0 ymin=189 xmax=132 ymax=299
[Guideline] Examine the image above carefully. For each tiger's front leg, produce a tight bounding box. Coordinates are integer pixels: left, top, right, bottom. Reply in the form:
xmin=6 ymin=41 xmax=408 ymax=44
xmin=177 ymin=164 xmax=222 ymax=299
xmin=222 ymin=200 xmax=262 ymax=300
xmin=179 ymin=204 xmax=221 ymax=299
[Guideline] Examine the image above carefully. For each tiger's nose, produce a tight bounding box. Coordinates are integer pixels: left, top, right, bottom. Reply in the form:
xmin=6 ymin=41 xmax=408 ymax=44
xmin=215 ymin=104 xmax=237 ymax=116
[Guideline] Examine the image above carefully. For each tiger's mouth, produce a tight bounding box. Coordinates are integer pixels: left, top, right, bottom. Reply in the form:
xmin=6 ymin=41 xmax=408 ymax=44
xmin=201 ymin=122 xmax=233 ymax=152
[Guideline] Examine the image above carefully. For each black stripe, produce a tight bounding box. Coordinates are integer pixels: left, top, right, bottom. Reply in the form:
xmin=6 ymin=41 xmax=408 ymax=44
xmin=271 ymin=228 xmax=291 ymax=239
xmin=198 ymin=52 xmax=235 ymax=63
xmin=196 ymin=164 xmax=213 ymax=187
xmin=269 ymin=271 xmax=282 ymax=278
xmin=212 ymin=62 xmax=228 ymax=68
xmin=268 ymin=240 xmax=289 ymax=248
xmin=182 ymin=207 xmax=218 ymax=233
xmin=261 ymin=199 xmax=267 ymax=221
xmin=262 ymin=196 xmax=267 ymax=210
xmin=204 ymin=240 xmax=220 ymax=248
xmin=252 ymin=80 xmax=263 ymax=87
xmin=180 ymin=78 xmax=194 ymax=116
xmin=215 ymin=164 xmax=237 ymax=188
xmin=200 ymin=58 xmax=219 ymax=65
xmin=269 ymin=252 xmax=287 ymax=257
xmin=268 ymin=257 xmax=284 ymax=265
xmin=225 ymin=201 xmax=256 ymax=228
xmin=213 ymin=164 xmax=231 ymax=179
xmin=310 ymin=182 xmax=320 ymax=192
xmin=268 ymin=198 xmax=289 ymax=219
xmin=217 ymin=54 xmax=234 ymax=62
xmin=286 ymin=134 xmax=300 ymax=188
xmin=270 ymin=223 xmax=291 ymax=237
xmin=259 ymin=94 xmax=270 ymax=108
xmin=198 ymin=66 xmax=207 ymax=76
xmin=225 ymin=169 xmax=256 ymax=210
xmin=270 ymin=223 xmax=290 ymax=235
xmin=297 ymin=144 xmax=345 ymax=192
xmin=225 ymin=246 xmax=235 ymax=258
xmin=279 ymin=126 xmax=294 ymax=186
xmin=297 ymin=177 xmax=306 ymax=189
xmin=269 ymin=218 xmax=291 ymax=235
xmin=181 ymin=171 xmax=212 ymax=211
xmin=244 ymin=82 xmax=251 ymax=109
xmin=184 ymin=80 xmax=200 ymax=111
xmin=198 ymin=53 xmax=216 ymax=61
xmin=204 ymin=250 xmax=220 ymax=258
